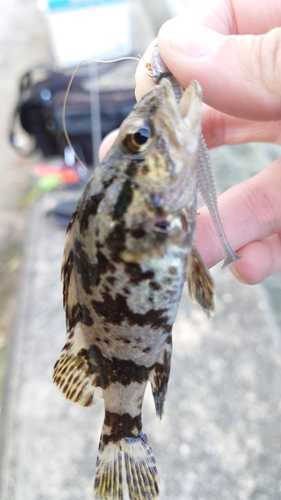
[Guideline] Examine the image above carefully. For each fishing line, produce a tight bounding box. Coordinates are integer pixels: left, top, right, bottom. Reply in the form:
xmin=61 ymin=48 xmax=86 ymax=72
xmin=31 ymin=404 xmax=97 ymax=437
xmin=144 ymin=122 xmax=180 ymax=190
xmin=62 ymin=56 xmax=141 ymax=168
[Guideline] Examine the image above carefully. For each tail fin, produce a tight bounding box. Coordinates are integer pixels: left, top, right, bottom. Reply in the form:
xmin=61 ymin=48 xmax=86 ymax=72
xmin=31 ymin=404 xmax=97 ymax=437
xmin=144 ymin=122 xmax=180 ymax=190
xmin=94 ymin=432 xmax=160 ymax=500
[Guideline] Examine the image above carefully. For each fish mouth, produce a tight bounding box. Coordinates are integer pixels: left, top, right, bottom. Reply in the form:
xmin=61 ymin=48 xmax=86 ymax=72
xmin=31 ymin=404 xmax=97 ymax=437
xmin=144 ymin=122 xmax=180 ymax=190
xmin=136 ymin=167 xmax=196 ymax=238
xmin=145 ymin=214 xmax=171 ymax=235
xmin=141 ymin=212 xmax=187 ymax=238
xmin=154 ymin=217 xmax=170 ymax=232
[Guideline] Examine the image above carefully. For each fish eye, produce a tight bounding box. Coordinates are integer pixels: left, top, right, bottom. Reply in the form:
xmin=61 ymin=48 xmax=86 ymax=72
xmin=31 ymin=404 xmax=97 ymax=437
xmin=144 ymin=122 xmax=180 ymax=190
xmin=134 ymin=128 xmax=150 ymax=145
xmin=124 ymin=122 xmax=154 ymax=154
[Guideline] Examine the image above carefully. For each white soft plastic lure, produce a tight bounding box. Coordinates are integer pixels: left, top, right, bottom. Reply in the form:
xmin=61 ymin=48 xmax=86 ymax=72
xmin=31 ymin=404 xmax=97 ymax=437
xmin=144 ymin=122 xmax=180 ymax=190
xmin=148 ymin=43 xmax=241 ymax=268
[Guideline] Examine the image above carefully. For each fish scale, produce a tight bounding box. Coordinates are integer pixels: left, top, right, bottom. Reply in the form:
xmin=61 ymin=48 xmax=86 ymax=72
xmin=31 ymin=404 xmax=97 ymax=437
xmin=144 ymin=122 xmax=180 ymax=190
xmin=53 ymin=78 xmax=215 ymax=499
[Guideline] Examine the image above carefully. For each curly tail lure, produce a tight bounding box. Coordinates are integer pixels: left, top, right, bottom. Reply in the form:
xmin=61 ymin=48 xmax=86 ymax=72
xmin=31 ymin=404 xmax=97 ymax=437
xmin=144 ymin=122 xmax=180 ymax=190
xmin=148 ymin=44 xmax=241 ymax=268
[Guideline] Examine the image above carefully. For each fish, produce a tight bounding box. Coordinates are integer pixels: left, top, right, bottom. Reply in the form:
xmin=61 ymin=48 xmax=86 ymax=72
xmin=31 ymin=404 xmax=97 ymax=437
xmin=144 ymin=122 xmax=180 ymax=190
xmin=53 ymin=77 xmax=215 ymax=499
xmin=148 ymin=44 xmax=241 ymax=268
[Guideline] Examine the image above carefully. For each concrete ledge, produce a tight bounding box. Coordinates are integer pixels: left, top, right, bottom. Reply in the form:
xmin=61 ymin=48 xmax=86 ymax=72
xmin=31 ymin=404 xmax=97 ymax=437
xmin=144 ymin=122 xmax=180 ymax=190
xmin=1 ymin=191 xmax=281 ymax=500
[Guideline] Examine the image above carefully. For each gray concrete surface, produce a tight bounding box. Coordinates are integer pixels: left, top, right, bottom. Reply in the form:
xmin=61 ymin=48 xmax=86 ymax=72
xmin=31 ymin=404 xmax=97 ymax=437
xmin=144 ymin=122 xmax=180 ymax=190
xmin=0 ymin=0 xmax=55 ymax=386
xmin=0 ymin=1 xmax=281 ymax=500
xmin=1 ymin=192 xmax=281 ymax=500
xmin=0 ymin=0 xmax=52 ymax=252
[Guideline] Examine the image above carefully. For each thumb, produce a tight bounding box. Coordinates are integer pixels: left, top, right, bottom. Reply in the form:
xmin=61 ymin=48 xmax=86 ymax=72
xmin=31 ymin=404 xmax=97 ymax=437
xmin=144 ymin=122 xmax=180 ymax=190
xmin=158 ymin=19 xmax=281 ymax=121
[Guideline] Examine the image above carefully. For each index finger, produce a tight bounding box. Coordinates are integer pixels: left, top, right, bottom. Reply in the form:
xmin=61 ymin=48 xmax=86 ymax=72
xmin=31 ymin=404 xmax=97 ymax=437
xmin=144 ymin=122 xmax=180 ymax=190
xmin=135 ymin=0 xmax=281 ymax=119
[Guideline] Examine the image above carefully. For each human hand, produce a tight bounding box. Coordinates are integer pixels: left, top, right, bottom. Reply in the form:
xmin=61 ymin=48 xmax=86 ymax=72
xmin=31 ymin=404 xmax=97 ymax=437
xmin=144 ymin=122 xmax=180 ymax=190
xmin=100 ymin=0 xmax=281 ymax=284
xmin=136 ymin=0 xmax=281 ymax=284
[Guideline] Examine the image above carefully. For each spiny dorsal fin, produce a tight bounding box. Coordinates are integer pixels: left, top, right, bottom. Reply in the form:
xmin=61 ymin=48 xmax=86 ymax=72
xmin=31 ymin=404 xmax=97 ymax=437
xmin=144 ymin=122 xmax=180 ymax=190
xmin=55 ymin=202 xmax=105 ymax=406
xmin=61 ymin=209 xmax=78 ymax=321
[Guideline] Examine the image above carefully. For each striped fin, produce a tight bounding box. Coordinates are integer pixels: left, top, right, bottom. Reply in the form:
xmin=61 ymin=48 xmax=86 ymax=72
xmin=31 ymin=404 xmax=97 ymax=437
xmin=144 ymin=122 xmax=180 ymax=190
xmin=186 ymin=246 xmax=215 ymax=318
xmin=61 ymin=209 xmax=78 ymax=313
xmin=150 ymin=340 xmax=172 ymax=419
xmin=94 ymin=433 xmax=159 ymax=500
xmin=53 ymin=324 xmax=102 ymax=407
xmin=54 ymin=207 xmax=102 ymax=406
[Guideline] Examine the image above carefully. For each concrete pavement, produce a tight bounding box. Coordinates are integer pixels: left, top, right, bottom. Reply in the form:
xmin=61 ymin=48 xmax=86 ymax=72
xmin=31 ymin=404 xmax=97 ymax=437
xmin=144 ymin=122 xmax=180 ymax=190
xmin=0 ymin=1 xmax=281 ymax=499
xmin=1 ymin=191 xmax=281 ymax=500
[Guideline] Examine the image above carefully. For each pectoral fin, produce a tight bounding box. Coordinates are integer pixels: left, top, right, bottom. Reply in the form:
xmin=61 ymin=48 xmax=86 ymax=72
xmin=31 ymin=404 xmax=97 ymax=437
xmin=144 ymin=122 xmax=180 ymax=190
xmin=186 ymin=247 xmax=215 ymax=318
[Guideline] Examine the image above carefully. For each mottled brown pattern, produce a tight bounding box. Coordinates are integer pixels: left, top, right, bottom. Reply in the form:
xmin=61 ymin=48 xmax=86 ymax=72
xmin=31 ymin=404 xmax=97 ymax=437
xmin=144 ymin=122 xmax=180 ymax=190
xmin=151 ymin=342 xmax=172 ymax=418
xmin=102 ymin=411 xmax=142 ymax=444
xmin=73 ymin=238 xmax=99 ymax=293
xmin=91 ymin=291 xmax=169 ymax=330
xmin=123 ymin=262 xmax=154 ymax=285
xmin=79 ymin=192 xmax=104 ymax=235
xmin=104 ymin=223 xmax=126 ymax=261
xmin=187 ymin=247 xmax=215 ymax=318
xmin=53 ymin=79 xmax=215 ymax=499
xmin=96 ymin=249 xmax=115 ymax=276
xmin=68 ymin=303 xmax=93 ymax=330
xmin=88 ymin=344 xmax=152 ymax=389
xmin=113 ymin=179 xmax=133 ymax=220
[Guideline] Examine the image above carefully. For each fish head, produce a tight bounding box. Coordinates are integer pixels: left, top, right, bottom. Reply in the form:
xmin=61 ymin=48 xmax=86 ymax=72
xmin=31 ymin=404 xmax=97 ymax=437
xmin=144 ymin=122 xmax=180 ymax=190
xmin=95 ymin=79 xmax=202 ymax=260
xmin=114 ymin=78 xmax=202 ymax=209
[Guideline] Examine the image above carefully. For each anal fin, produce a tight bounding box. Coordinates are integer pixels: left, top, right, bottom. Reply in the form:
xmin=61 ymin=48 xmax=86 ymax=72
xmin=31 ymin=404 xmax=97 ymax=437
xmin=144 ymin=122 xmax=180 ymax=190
xmin=187 ymin=247 xmax=215 ymax=318
xmin=150 ymin=340 xmax=172 ymax=419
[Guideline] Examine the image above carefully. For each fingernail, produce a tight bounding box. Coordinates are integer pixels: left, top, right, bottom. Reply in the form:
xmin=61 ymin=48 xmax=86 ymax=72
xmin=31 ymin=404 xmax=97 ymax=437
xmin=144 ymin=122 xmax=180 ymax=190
xmin=161 ymin=19 xmax=226 ymax=57
xmin=229 ymin=265 xmax=246 ymax=284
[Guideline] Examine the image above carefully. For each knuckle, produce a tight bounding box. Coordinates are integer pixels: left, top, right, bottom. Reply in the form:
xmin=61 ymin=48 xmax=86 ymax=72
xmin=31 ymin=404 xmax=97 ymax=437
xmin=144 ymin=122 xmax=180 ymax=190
xmin=258 ymin=28 xmax=281 ymax=97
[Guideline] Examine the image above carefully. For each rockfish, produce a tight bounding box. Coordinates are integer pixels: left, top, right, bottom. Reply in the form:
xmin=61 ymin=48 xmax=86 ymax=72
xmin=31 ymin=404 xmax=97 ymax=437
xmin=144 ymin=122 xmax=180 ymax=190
xmin=53 ymin=78 xmax=215 ymax=499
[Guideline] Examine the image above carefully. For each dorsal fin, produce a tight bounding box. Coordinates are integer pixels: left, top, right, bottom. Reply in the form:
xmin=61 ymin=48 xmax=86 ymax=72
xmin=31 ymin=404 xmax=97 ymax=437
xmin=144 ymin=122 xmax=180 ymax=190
xmin=54 ymin=208 xmax=102 ymax=406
